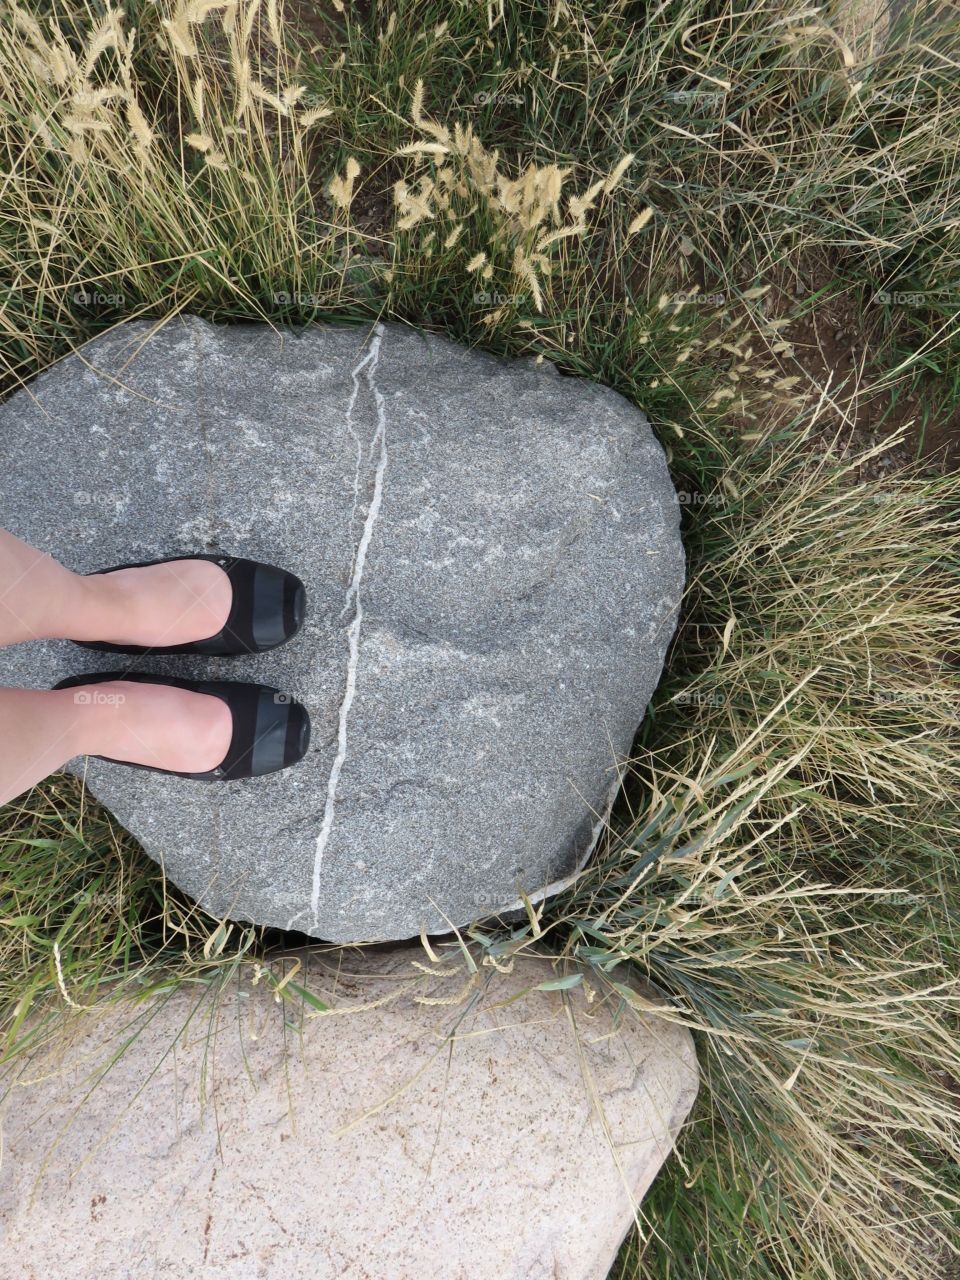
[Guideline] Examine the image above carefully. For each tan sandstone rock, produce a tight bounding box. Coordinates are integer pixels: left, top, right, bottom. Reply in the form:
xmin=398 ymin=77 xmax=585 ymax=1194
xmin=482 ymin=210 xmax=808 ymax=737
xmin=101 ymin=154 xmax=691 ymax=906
xmin=0 ymin=944 xmax=698 ymax=1280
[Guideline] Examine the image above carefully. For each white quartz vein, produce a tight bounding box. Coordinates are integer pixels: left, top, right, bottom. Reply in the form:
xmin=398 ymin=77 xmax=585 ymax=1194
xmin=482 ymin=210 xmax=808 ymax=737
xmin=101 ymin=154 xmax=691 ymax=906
xmin=310 ymin=324 xmax=387 ymax=924
xmin=343 ymin=340 xmax=366 ymax=544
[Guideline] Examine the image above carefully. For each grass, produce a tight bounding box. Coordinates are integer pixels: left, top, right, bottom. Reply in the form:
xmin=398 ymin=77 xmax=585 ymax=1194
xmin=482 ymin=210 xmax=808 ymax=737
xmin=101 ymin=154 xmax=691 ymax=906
xmin=569 ymin=426 xmax=960 ymax=1278
xmin=1 ymin=0 xmax=959 ymax=1276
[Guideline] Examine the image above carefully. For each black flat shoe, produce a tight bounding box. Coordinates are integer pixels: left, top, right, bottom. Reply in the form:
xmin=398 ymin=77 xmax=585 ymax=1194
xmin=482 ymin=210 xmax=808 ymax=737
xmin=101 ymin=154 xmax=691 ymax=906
xmin=53 ymin=671 xmax=311 ymax=781
xmin=71 ymin=553 xmax=307 ymax=656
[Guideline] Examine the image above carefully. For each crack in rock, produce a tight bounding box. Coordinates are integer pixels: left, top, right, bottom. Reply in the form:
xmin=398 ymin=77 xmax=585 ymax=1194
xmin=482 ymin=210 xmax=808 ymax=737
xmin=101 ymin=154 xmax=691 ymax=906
xmin=310 ymin=323 xmax=388 ymax=927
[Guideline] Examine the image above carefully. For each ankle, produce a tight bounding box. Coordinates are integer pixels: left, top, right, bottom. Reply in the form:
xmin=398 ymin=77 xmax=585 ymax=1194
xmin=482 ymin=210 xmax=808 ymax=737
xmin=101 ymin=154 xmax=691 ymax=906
xmin=0 ymin=554 xmax=90 ymax=645
xmin=59 ymin=572 xmax=127 ymax=643
xmin=27 ymin=568 xmax=117 ymax=644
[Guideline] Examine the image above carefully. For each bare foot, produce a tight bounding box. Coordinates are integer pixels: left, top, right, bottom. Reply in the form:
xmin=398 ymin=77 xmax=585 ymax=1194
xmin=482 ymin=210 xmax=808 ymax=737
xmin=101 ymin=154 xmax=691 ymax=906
xmin=68 ymin=559 xmax=233 ymax=648
xmin=63 ymin=680 xmax=234 ymax=773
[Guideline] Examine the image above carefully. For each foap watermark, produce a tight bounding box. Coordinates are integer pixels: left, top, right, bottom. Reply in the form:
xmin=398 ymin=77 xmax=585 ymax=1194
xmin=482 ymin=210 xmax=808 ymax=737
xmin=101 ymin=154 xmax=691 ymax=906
xmin=870 ymin=491 xmax=930 ymax=508
xmin=272 ymin=691 xmax=324 ymax=712
xmin=73 ymin=889 xmax=123 ymax=908
xmin=673 ymin=290 xmax=725 ymax=308
xmin=470 ymin=90 xmax=525 ymax=108
xmin=872 ymin=690 xmax=940 ymax=706
xmin=73 ymin=489 xmax=125 ymax=509
xmin=870 ymin=91 xmax=916 ymax=108
xmin=672 ymin=690 xmax=726 ymax=707
xmin=73 ymin=287 xmax=124 ymax=309
xmin=664 ymin=88 xmax=725 ymax=111
xmin=71 ymin=89 xmax=109 ymax=111
xmin=680 ymin=290 xmax=727 ymax=307
xmin=660 ymin=290 xmax=726 ymax=315
xmin=661 ymin=883 xmax=741 ymax=905
xmin=464 ymin=888 xmax=509 ymax=914
xmin=870 ymin=290 xmax=959 ymax=307
xmin=272 ymin=289 xmax=324 ymax=307
xmin=72 ymin=689 xmax=125 ymax=706
xmin=473 ymin=290 xmax=524 ymax=307
xmin=677 ymin=490 xmax=726 ymax=507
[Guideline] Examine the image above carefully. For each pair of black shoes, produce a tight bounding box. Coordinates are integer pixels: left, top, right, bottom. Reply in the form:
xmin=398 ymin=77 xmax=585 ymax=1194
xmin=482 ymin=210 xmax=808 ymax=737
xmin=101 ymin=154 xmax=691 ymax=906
xmin=54 ymin=554 xmax=311 ymax=782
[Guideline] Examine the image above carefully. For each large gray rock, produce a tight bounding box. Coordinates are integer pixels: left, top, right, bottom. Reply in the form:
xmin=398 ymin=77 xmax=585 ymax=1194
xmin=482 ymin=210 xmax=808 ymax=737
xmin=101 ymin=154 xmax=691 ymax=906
xmin=0 ymin=946 xmax=699 ymax=1279
xmin=0 ymin=317 xmax=684 ymax=942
